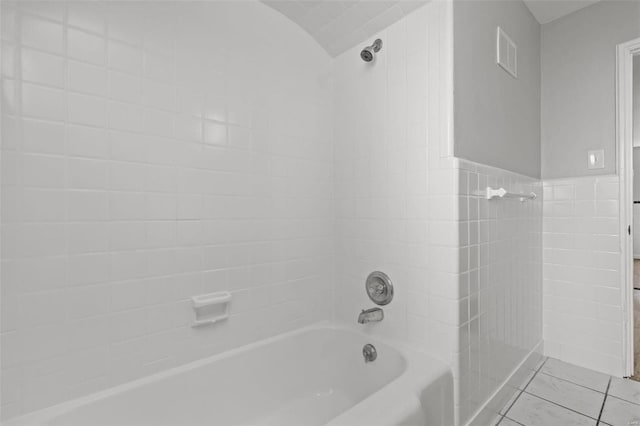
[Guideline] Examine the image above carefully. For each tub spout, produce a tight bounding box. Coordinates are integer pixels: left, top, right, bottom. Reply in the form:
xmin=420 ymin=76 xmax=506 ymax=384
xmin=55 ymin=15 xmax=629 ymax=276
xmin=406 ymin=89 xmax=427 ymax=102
xmin=358 ymin=307 xmax=384 ymax=324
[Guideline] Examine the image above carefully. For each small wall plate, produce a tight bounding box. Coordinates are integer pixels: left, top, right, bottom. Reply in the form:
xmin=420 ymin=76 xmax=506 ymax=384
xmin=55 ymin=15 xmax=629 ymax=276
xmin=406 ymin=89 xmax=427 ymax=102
xmin=365 ymin=271 xmax=394 ymax=305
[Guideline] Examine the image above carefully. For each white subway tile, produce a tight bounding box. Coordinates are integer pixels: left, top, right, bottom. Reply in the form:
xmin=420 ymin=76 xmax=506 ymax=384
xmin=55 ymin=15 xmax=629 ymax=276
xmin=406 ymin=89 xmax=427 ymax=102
xmin=21 ymin=324 xmax=69 ymax=364
xmin=145 ymin=194 xmax=177 ymax=220
xmin=143 ymin=108 xmax=173 ymax=136
xmin=68 ymin=28 xmax=106 ymax=66
xmin=66 ymin=284 xmax=110 ymax=319
xmin=109 ymin=309 xmax=148 ymax=342
xmin=109 ymin=192 xmax=146 ymax=221
xmin=67 ymin=190 xmax=109 ymax=222
xmin=21 ymin=189 xmax=66 ymax=222
xmin=20 ymin=290 xmax=67 ymax=328
xmin=21 ymin=15 xmax=64 ymax=54
xmin=22 ymin=154 xmax=65 ymax=189
xmin=108 ymin=71 xmax=142 ymax=103
xmin=67 ymin=2 xmax=106 ymax=35
xmin=108 ymin=40 xmax=142 ymax=74
xmin=142 ymin=79 xmax=175 ymax=112
xmin=21 ymin=84 xmax=65 ymax=122
xmin=107 ymin=101 xmax=144 ymax=133
xmin=110 ymin=251 xmax=148 ymax=281
xmin=68 ymin=61 xmax=107 ymax=96
xmin=109 ymin=222 xmax=146 ymax=251
xmin=68 ymin=253 xmax=110 ymax=285
xmin=68 ymin=222 xmax=109 ymax=254
xmin=108 ymin=162 xmax=147 ymax=192
xmin=109 ymin=279 xmax=147 ymax=312
xmin=67 ymin=158 xmax=108 ymax=190
xmin=66 ymin=125 xmax=109 ymax=159
xmin=21 ymin=49 xmax=65 ymax=87
xmin=68 ymin=93 xmax=107 ymax=127
xmin=22 ymin=118 xmax=65 ymax=155
xmin=109 ymin=131 xmax=147 ymax=163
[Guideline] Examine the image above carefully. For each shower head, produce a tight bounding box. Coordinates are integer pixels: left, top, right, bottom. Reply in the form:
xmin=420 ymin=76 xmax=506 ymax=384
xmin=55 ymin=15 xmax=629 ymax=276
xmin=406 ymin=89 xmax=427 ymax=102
xmin=360 ymin=39 xmax=382 ymax=62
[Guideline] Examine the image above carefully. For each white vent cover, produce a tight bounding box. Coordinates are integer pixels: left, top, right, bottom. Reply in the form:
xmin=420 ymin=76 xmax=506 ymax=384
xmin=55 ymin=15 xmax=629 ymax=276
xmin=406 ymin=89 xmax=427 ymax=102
xmin=496 ymin=27 xmax=517 ymax=78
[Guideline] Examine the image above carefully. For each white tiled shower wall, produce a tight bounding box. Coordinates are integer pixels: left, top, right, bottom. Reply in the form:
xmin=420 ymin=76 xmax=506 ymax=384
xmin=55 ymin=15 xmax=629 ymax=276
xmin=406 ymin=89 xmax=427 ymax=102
xmin=332 ymin=0 xmax=465 ymax=417
xmin=332 ymin=2 xmax=543 ymax=424
xmin=542 ymin=175 xmax=624 ymax=376
xmin=333 ymin=0 xmax=455 ymax=351
xmin=0 ymin=1 xmax=334 ymax=418
xmin=0 ymin=1 xmax=551 ymax=424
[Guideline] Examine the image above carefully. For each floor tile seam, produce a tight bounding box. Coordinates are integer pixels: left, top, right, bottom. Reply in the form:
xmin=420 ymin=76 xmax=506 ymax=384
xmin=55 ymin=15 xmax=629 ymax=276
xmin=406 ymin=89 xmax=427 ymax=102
xmin=595 ymin=376 xmax=610 ymax=425
xmin=537 ymin=370 xmax=608 ymax=394
xmin=536 ymin=357 xmax=549 ymax=372
xmin=604 ymin=392 xmax=640 ymax=407
xmin=502 ymin=416 xmax=525 ymax=426
xmin=502 ymin=357 xmax=546 ymax=417
xmin=520 ymin=389 xmax=603 ymax=421
xmin=519 ymin=364 xmax=541 ymax=392
xmin=501 ymin=388 xmax=524 ymax=417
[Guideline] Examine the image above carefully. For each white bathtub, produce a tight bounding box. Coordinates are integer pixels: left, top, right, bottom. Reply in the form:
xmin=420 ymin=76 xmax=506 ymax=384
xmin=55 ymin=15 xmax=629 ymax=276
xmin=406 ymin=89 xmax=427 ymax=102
xmin=5 ymin=323 xmax=453 ymax=426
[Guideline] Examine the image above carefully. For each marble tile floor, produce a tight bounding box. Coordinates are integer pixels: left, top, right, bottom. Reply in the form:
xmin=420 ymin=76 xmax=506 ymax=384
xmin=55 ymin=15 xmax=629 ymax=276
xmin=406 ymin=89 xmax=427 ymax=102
xmin=495 ymin=358 xmax=640 ymax=426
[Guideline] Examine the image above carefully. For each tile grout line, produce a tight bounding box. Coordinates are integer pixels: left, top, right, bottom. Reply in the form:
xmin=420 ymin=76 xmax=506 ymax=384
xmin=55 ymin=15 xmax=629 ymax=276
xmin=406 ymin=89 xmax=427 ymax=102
xmin=500 ymin=357 xmax=548 ymax=421
xmin=520 ymin=390 xmax=601 ymax=421
xmin=534 ymin=373 xmax=609 ymax=397
xmin=605 ymin=392 xmax=640 ymax=407
xmin=595 ymin=377 xmax=611 ymax=425
xmin=536 ymin=370 xmax=608 ymax=394
xmin=503 ymin=416 xmax=525 ymax=426
xmin=500 ymin=389 xmax=523 ymax=420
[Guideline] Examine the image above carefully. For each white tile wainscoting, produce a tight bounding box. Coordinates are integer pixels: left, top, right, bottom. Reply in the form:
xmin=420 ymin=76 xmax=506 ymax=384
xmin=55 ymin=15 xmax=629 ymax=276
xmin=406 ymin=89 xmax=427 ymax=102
xmin=542 ymin=176 xmax=624 ymax=377
xmin=456 ymin=160 xmax=543 ymax=424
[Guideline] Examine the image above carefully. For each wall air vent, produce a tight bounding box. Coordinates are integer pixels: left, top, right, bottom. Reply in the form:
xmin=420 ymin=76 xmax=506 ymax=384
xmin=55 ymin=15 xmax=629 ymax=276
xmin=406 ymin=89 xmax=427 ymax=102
xmin=496 ymin=27 xmax=517 ymax=78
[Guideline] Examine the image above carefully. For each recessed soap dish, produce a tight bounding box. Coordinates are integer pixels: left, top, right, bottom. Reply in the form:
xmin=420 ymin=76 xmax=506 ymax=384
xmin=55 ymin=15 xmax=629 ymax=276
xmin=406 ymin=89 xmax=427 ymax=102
xmin=191 ymin=291 xmax=231 ymax=328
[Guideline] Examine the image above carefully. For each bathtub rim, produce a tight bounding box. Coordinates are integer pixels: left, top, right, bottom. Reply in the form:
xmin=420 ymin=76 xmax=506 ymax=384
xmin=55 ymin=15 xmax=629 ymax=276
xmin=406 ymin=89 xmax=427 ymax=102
xmin=4 ymin=321 xmax=451 ymax=426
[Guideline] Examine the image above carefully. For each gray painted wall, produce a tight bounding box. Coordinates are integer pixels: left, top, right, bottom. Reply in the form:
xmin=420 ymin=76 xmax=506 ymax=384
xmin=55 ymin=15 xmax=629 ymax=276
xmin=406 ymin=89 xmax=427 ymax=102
xmin=634 ymin=148 xmax=640 ymax=201
xmin=453 ymin=0 xmax=541 ymax=178
xmin=541 ymin=0 xmax=640 ymax=179
xmin=634 ymin=55 xmax=640 ymax=147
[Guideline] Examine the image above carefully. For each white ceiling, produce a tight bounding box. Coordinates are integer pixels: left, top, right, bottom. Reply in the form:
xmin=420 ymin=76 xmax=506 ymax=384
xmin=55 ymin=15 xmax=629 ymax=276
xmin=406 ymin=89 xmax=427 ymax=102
xmin=262 ymin=1 xmax=426 ymax=57
xmin=522 ymin=0 xmax=602 ymax=24
xmin=264 ymin=0 xmax=603 ymax=57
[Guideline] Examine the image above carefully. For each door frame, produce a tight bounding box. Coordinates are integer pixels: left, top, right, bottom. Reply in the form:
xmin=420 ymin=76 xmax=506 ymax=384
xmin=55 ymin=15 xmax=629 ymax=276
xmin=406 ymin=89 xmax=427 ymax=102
xmin=618 ymin=36 xmax=640 ymax=377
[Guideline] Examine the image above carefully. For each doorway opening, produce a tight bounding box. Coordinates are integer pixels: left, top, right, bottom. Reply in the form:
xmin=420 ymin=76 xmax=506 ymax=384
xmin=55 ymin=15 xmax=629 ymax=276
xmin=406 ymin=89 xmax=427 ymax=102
xmin=633 ymin=55 xmax=640 ymax=381
xmin=619 ymin=37 xmax=640 ymax=381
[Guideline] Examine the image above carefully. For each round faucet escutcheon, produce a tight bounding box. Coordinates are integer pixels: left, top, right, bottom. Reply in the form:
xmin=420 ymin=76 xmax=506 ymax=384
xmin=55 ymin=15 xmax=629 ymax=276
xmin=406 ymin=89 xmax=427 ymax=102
xmin=365 ymin=271 xmax=394 ymax=305
xmin=363 ymin=343 xmax=377 ymax=363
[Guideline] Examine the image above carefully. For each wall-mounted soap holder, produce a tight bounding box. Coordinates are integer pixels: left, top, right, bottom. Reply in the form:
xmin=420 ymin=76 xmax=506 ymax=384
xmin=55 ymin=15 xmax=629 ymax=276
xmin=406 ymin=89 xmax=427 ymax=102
xmin=191 ymin=291 xmax=231 ymax=328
